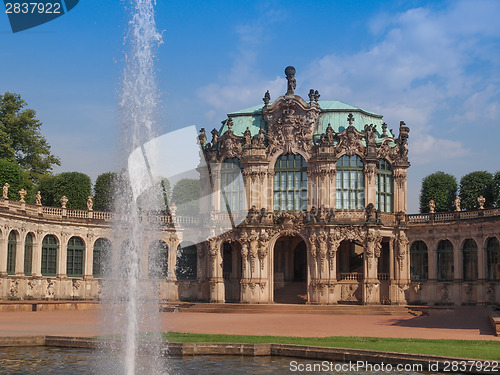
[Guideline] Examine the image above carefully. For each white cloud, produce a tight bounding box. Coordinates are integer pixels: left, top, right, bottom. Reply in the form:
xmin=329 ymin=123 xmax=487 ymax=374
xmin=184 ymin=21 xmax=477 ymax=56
xmin=198 ymin=0 xmax=500 ymax=167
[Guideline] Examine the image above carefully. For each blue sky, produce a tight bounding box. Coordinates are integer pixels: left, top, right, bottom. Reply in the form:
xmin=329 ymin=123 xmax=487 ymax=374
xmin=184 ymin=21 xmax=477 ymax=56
xmin=1 ymin=0 xmax=499 ymax=213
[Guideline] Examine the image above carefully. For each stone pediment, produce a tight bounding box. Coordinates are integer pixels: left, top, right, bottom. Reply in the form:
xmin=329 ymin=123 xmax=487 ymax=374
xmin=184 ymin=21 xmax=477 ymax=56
xmin=263 ymin=95 xmax=321 ymax=157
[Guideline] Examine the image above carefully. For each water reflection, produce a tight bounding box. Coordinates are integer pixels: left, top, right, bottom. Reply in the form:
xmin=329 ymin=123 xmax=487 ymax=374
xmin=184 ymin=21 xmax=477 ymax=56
xmin=0 ymin=347 xmax=436 ymax=374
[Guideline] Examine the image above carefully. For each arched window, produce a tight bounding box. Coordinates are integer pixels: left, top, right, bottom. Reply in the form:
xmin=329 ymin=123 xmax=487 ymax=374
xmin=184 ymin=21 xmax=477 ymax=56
xmin=7 ymin=231 xmax=17 ymax=275
xmin=437 ymin=240 xmax=454 ymax=281
xmin=376 ymin=159 xmax=393 ymax=213
xmin=462 ymin=239 xmax=478 ymax=281
xmin=176 ymin=243 xmax=197 ymax=280
xmin=410 ymin=241 xmax=428 ymax=281
xmin=273 ymin=154 xmax=307 ymax=211
xmin=486 ymin=237 xmax=500 ymax=281
xmin=41 ymin=235 xmax=58 ymax=276
xmin=67 ymin=237 xmax=85 ymax=277
xmin=149 ymin=240 xmax=169 ymax=278
xmin=336 ymin=155 xmax=364 ymax=210
xmin=220 ymin=158 xmax=244 ymax=212
xmin=24 ymin=233 xmax=33 ymax=276
xmin=93 ymin=238 xmax=111 ymax=278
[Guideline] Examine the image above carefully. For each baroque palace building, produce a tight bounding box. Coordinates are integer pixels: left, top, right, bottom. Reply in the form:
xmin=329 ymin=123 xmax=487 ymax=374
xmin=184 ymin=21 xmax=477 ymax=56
xmin=0 ymin=66 xmax=499 ymax=306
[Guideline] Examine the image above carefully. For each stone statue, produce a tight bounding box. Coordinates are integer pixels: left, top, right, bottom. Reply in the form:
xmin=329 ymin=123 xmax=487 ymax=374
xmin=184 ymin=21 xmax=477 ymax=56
xmin=2 ymin=183 xmax=9 ymax=199
xmin=263 ymin=90 xmax=270 ymax=106
xmin=243 ymin=127 xmax=251 ymax=146
xmin=285 ymin=66 xmax=296 ymax=95
xmin=455 ymin=195 xmax=461 ymax=211
xmin=365 ymin=203 xmax=376 ymax=222
xmin=60 ymin=195 xmax=68 ymax=209
xmin=198 ymin=128 xmax=207 ymax=145
xmin=35 ymin=191 xmax=42 ymax=205
xmin=170 ymin=202 xmax=177 ymax=216
xmin=308 ymin=89 xmax=314 ymax=102
xmin=478 ymin=195 xmax=485 ymax=209
xmin=226 ymin=118 xmax=233 ymax=132
xmin=18 ymin=189 xmax=27 ymax=203
xmin=211 ymin=128 xmax=219 ymax=145
xmin=429 ymin=199 xmax=435 ymax=213
xmin=87 ymin=196 xmax=93 ymax=211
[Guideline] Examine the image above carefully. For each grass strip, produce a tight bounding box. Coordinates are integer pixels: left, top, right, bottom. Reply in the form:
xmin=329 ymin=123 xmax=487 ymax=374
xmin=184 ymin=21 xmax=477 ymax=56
xmin=163 ymin=332 xmax=500 ymax=361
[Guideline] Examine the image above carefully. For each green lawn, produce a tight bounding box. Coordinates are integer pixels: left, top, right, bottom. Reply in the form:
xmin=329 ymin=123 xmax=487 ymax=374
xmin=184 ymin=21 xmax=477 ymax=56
xmin=163 ymin=332 xmax=500 ymax=361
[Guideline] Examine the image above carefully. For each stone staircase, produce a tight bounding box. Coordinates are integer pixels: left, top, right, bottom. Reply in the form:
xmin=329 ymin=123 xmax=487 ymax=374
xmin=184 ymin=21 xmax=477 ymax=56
xmin=274 ymin=282 xmax=307 ymax=304
xmin=160 ymin=302 xmax=421 ymax=316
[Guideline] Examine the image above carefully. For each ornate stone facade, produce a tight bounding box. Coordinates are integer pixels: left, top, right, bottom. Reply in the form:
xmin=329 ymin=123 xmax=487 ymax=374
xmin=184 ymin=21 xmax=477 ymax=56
xmin=0 ymin=67 xmax=498 ymax=305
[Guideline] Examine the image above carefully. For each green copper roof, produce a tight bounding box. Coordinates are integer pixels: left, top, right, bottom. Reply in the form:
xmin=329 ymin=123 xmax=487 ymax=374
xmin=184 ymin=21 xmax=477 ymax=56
xmin=218 ymin=99 xmax=393 ymax=139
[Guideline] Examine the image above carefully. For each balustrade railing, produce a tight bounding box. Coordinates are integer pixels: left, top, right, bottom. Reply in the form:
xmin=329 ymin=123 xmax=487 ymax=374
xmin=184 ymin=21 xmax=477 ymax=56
xmin=377 ymin=273 xmax=390 ymax=281
xmin=338 ymin=272 xmax=363 ymax=281
xmin=407 ymin=207 xmax=500 ymax=224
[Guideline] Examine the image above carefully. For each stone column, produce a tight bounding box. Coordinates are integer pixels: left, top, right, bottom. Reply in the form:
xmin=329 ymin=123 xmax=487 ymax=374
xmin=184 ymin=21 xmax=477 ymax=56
xmin=0 ymin=228 xmax=8 ymax=276
xmin=84 ymin=235 xmax=94 ymax=278
xmin=326 ymin=231 xmax=340 ymax=304
xmin=207 ymin=239 xmax=224 ymax=303
xmin=15 ymin=229 xmax=26 ymax=275
xmin=364 ymin=163 xmax=377 ymax=208
xmin=211 ymin=165 xmax=221 ymax=212
xmin=57 ymin=232 xmax=68 ymax=278
xmin=363 ymin=229 xmax=381 ymax=304
xmin=393 ymin=168 xmax=408 ymax=213
xmin=239 ymin=237 xmax=250 ymax=302
xmin=477 ymin=236 xmax=486 ymax=304
xmin=31 ymin=231 xmax=43 ymax=277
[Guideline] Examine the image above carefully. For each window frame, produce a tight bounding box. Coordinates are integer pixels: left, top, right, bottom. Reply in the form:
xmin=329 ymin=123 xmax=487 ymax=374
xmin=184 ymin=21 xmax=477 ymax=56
xmin=336 ymin=154 xmax=365 ymax=211
xmin=273 ymin=154 xmax=308 ymax=211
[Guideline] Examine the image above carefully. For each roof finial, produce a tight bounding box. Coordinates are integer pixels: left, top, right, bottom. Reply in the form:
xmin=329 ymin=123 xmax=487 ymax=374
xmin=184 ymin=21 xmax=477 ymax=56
xmin=285 ymin=66 xmax=296 ymax=95
xmin=347 ymin=113 xmax=354 ymax=126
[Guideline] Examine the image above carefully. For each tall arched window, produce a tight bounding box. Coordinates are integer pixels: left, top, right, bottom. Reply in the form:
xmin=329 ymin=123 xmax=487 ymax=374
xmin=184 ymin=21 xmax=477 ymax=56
xmin=273 ymin=154 xmax=307 ymax=211
xmin=148 ymin=240 xmax=169 ymax=278
xmin=410 ymin=241 xmax=428 ymax=281
xmin=7 ymin=231 xmax=17 ymax=275
xmin=24 ymin=233 xmax=33 ymax=276
xmin=486 ymin=237 xmax=500 ymax=280
xmin=376 ymin=159 xmax=393 ymax=213
xmin=176 ymin=242 xmax=197 ymax=280
xmin=336 ymin=155 xmax=364 ymax=210
xmin=67 ymin=237 xmax=85 ymax=277
xmin=462 ymin=239 xmax=478 ymax=281
xmin=93 ymin=238 xmax=111 ymax=278
xmin=220 ymin=158 xmax=244 ymax=212
xmin=41 ymin=235 xmax=58 ymax=276
xmin=437 ymin=240 xmax=454 ymax=281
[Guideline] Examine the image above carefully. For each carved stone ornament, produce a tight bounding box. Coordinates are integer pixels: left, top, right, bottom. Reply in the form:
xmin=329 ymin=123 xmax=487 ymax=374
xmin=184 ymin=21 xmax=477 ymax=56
xmin=263 ymin=96 xmax=320 ymax=157
xmin=334 ymin=115 xmax=365 ymax=157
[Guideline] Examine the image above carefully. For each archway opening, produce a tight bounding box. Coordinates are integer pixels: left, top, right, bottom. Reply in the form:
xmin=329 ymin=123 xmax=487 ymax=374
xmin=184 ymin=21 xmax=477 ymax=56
xmin=222 ymin=241 xmax=242 ymax=302
xmin=336 ymin=240 xmax=363 ymax=304
xmin=273 ymin=235 xmax=307 ymax=304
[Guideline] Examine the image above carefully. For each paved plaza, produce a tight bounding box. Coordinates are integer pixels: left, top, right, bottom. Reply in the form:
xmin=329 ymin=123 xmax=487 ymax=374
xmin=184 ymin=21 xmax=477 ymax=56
xmin=0 ymin=306 xmax=497 ymax=341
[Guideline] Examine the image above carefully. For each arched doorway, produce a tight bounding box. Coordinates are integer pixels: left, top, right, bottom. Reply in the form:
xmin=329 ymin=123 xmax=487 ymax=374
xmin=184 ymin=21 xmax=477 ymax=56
xmin=336 ymin=240 xmax=363 ymax=303
xmin=273 ymin=235 xmax=307 ymax=304
xmin=222 ymin=241 xmax=242 ymax=302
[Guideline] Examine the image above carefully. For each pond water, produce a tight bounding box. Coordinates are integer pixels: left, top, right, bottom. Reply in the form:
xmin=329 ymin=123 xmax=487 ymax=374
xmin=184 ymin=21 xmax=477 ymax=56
xmin=0 ymin=347 xmax=442 ymax=374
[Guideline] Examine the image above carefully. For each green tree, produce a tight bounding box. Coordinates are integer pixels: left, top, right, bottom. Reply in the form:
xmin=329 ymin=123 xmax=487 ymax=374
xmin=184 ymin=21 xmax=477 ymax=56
xmin=38 ymin=172 xmax=91 ymax=209
xmin=171 ymin=178 xmax=200 ymax=216
xmin=493 ymin=171 xmax=500 ymax=207
xmin=0 ymin=159 xmax=32 ymax=200
xmin=459 ymin=171 xmax=494 ymax=210
xmin=420 ymin=171 xmax=457 ymax=213
xmin=93 ymin=172 xmax=117 ymax=212
xmin=0 ymin=92 xmax=60 ymax=184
